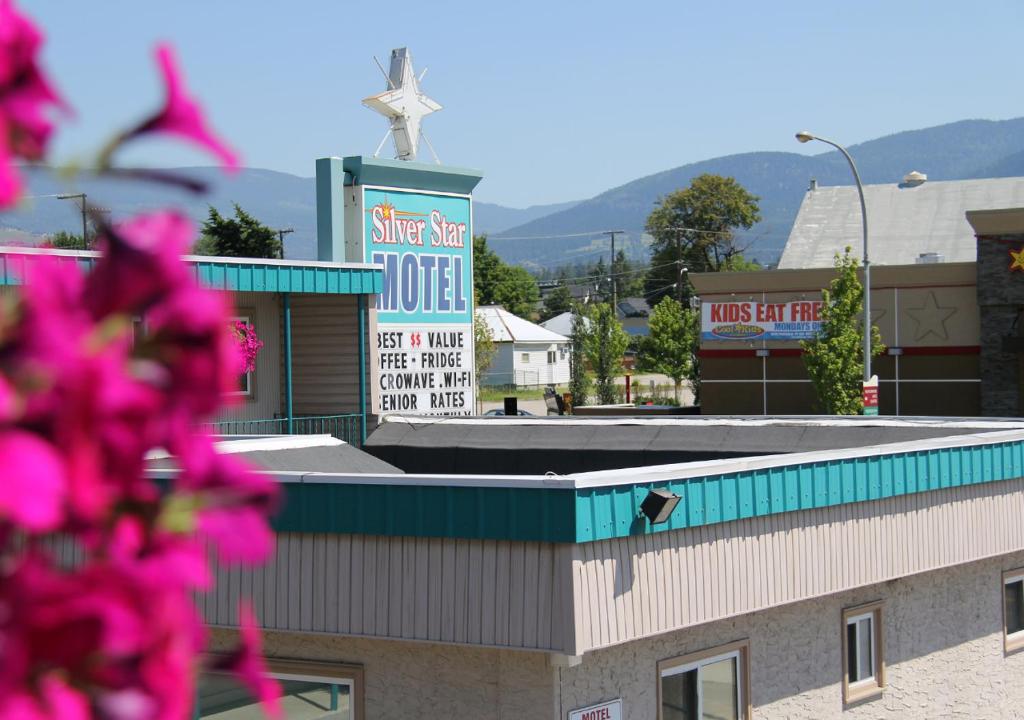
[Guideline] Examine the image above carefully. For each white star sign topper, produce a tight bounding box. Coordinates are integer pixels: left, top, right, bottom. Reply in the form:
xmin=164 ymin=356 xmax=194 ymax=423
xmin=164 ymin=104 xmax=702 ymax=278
xmin=363 ymin=48 xmax=442 ymax=162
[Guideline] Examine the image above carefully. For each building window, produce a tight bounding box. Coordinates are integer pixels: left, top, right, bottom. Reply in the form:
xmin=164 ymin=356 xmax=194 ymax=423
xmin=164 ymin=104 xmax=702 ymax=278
xmin=521 ymin=352 xmax=530 ymax=363
xmin=1004 ymin=569 xmax=1024 ymax=653
xmin=197 ymin=658 xmax=363 ymax=719
xmin=547 ymin=350 xmax=556 ymax=364
xmin=657 ymin=639 xmax=749 ymax=720
xmin=842 ymin=601 xmax=884 ymax=703
xmin=230 ymin=314 xmax=255 ymax=397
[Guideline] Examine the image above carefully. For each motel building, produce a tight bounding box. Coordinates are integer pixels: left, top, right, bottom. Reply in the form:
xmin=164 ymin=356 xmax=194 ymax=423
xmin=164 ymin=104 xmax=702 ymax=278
xmin=172 ymin=415 xmax=1024 ymax=719
xmin=692 ymin=175 xmax=1024 ymax=416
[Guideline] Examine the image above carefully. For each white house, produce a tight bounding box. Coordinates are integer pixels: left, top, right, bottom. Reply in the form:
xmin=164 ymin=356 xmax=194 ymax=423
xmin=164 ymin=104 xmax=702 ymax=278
xmin=477 ymin=305 xmax=569 ymax=387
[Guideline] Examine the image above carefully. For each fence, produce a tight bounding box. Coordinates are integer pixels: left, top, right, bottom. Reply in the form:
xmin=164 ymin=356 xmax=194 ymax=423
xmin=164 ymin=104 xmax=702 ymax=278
xmin=205 ymin=413 xmax=363 ymax=446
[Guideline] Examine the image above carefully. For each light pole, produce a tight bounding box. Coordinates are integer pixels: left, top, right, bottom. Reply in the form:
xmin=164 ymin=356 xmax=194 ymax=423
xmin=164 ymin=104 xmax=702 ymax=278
xmin=57 ymin=192 xmax=87 ymax=249
xmin=795 ymin=131 xmax=872 ymax=384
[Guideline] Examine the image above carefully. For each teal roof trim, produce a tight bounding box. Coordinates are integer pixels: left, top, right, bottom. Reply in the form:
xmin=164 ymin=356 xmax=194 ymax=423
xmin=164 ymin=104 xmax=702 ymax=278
xmin=273 ymin=484 xmax=576 ymax=542
xmin=190 ymin=260 xmax=382 ymax=295
xmin=0 ymin=250 xmax=382 ymax=296
xmin=268 ymin=438 xmax=1024 ymax=544
xmin=342 ymin=155 xmax=483 ymax=195
xmin=574 ymin=438 xmax=1024 ymax=542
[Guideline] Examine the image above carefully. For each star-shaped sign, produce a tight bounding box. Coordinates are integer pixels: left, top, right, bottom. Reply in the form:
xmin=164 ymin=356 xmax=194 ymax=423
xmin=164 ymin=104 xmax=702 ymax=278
xmin=363 ymin=48 xmax=442 ymax=162
xmin=905 ymin=291 xmax=957 ymax=341
xmin=1010 ymin=247 xmax=1024 ymax=272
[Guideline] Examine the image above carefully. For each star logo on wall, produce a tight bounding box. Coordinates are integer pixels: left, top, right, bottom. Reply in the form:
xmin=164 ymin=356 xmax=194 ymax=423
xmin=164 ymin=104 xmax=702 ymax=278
xmin=363 ymin=48 xmax=442 ymax=162
xmin=1010 ymin=248 xmax=1024 ymax=272
xmin=905 ymin=291 xmax=957 ymax=341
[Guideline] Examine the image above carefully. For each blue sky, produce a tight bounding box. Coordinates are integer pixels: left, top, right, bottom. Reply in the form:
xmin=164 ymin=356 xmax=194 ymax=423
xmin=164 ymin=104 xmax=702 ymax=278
xmin=29 ymin=1 xmax=1024 ymax=208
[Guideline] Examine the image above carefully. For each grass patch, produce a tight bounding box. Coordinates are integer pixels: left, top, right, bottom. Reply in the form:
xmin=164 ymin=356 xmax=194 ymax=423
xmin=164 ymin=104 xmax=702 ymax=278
xmin=479 ymin=386 xmax=565 ymax=402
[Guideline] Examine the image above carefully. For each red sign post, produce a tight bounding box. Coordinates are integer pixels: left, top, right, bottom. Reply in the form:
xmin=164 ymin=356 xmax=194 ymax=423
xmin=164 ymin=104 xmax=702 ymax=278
xmin=862 ymin=375 xmax=879 ymax=416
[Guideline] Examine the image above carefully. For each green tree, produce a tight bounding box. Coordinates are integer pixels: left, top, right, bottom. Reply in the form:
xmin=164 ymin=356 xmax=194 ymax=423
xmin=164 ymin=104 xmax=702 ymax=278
xmin=197 ymin=204 xmax=281 ymax=258
xmin=474 ymin=309 xmax=496 ymax=411
xmin=801 ymin=247 xmax=885 ymax=415
xmin=44 ymin=230 xmax=90 ymax=250
xmin=637 ymin=297 xmax=699 ymax=405
xmin=568 ymin=306 xmax=591 ymax=409
xmin=585 ymin=303 xmax=629 ymax=405
xmin=541 ymin=277 xmax=573 ymax=321
xmin=612 ymin=249 xmax=646 ymax=299
xmin=645 ymin=174 xmax=761 ymax=304
xmin=473 ymin=235 xmax=540 ymax=319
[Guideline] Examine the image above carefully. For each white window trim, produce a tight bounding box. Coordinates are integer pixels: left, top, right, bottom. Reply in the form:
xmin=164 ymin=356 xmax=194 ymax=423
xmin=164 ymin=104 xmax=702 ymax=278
xmin=1004 ymin=570 xmax=1024 ymax=653
xmin=846 ymin=611 xmax=876 ymax=687
xmin=660 ymin=648 xmax=743 ymax=718
xmin=657 ymin=640 xmax=749 ymax=720
xmin=229 ymin=314 xmax=255 ymax=398
xmin=201 ymin=656 xmax=364 ymax=720
xmin=841 ymin=601 xmax=884 ymax=704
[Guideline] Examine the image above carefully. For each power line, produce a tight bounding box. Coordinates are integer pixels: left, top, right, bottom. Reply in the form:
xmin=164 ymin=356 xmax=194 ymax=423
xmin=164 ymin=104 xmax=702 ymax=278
xmin=489 ymin=229 xmax=614 ymax=241
xmin=537 ymin=259 xmax=681 ymax=287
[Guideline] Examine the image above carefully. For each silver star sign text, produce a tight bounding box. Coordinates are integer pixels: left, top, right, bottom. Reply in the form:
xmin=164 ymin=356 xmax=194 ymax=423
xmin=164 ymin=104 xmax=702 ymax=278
xmin=363 ymin=48 xmax=442 ymax=162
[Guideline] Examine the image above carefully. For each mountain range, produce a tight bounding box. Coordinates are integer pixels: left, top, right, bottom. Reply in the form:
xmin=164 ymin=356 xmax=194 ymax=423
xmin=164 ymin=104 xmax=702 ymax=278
xmin=489 ymin=117 xmax=1024 ymax=269
xmin=5 ymin=118 xmax=1024 ymax=268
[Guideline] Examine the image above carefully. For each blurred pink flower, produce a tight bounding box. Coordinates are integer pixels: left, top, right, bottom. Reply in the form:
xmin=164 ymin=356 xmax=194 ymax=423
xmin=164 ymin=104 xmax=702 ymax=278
xmin=0 ymin=0 xmax=68 ymax=206
xmin=85 ymin=211 xmax=194 ymax=318
xmin=0 ymin=431 xmax=65 ymax=531
xmin=126 ymin=44 xmax=239 ymax=172
xmin=213 ymin=604 xmax=282 ymax=720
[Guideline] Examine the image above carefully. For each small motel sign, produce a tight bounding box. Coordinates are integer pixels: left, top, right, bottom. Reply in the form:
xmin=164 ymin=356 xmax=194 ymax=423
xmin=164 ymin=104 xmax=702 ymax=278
xmin=568 ymin=698 xmax=622 ymax=720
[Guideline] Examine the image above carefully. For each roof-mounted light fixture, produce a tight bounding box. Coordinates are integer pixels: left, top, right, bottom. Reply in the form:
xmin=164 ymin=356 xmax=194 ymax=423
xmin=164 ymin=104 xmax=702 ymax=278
xmin=640 ymin=488 xmax=681 ymax=525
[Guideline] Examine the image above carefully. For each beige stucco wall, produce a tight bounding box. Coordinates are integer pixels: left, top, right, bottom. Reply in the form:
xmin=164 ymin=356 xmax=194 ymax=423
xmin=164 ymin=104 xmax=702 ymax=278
xmin=558 ymin=549 xmax=1024 ymax=719
xmin=211 ymin=549 xmax=1024 ymax=719
xmin=208 ymin=628 xmax=558 ymax=720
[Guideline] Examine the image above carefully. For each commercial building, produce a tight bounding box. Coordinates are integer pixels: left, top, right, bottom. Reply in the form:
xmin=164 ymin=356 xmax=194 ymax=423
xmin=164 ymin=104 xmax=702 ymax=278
xmin=0 ymin=246 xmax=381 ymax=443
xmin=189 ymin=416 xmax=1024 ymax=719
xmin=693 ymin=176 xmax=1024 ymax=416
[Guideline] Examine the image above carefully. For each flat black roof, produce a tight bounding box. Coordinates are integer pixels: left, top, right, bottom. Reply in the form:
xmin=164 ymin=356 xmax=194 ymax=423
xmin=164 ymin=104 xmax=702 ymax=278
xmin=364 ymin=416 xmax=1017 ymax=475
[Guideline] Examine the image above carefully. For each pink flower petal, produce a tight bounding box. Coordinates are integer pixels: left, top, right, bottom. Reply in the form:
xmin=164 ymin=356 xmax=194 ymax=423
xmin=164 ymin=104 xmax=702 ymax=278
xmin=128 ymin=44 xmax=239 ymax=172
xmin=227 ymin=603 xmax=282 ymax=720
xmin=0 ymin=431 xmax=65 ymax=531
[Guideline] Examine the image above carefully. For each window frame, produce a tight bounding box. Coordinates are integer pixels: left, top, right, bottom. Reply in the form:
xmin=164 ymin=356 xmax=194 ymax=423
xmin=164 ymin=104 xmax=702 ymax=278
xmin=521 ymin=352 xmax=530 ymax=363
xmin=547 ymin=349 xmax=556 ymax=364
xmin=199 ymin=656 xmax=364 ymax=720
xmin=229 ymin=313 xmax=256 ymax=398
xmin=656 ymin=638 xmax=750 ymax=720
xmin=841 ymin=601 xmax=885 ymax=704
xmin=1003 ymin=568 xmax=1024 ymax=654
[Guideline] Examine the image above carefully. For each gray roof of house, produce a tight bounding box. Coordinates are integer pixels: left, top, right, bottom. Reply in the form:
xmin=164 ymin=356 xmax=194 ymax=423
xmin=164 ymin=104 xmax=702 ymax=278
xmin=778 ymin=176 xmax=1024 ymax=269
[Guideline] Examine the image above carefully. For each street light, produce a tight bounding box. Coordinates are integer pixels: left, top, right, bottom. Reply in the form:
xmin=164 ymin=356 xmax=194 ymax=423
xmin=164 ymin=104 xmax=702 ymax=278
xmin=56 ymin=192 xmax=87 ymax=249
xmin=795 ymin=130 xmax=872 ymax=385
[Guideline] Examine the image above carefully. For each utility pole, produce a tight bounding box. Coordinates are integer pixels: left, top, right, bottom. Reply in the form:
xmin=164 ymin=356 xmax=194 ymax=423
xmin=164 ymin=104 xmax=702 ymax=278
xmin=605 ymin=230 xmax=624 ymax=312
xmin=277 ymin=228 xmax=294 ymax=259
xmin=57 ymin=193 xmax=87 ymax=249
xmin=676 ymin=231 xmax=683 ymax=304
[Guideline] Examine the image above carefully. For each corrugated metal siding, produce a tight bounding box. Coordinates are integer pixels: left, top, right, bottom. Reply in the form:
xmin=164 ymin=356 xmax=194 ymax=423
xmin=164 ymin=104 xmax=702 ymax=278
xmin=571 ymin=477 xmax=1024 ymax=653
xmin=0 ymin=251 xmax=382 ymax=295
xmin=201 ymin=533 xmax=576 ymax=653
xmin=290 ymin=295 xmax=365 ymax=415
xmin=191 ymin=262 xmax=380 ymax=295
xmin=575 ymin=438 xmax=1024 ymax=541
xmin=217 ymin=292 xmax=282 ymax=422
